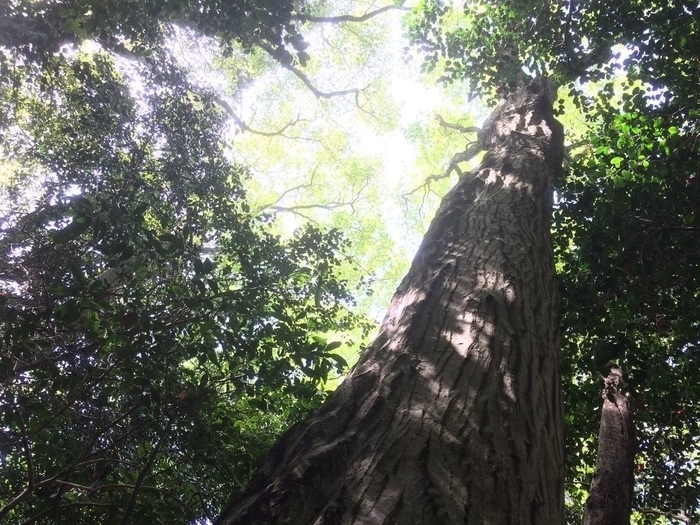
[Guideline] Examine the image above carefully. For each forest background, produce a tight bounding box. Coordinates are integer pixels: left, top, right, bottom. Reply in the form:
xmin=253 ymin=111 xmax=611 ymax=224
xmin=1 ymin=0 xmax=699 ymax=523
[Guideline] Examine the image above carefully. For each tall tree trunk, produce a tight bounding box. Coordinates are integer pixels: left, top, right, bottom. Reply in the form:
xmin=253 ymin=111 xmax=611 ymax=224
xmin=217 ymin=77 xmax=566 ymax=525
xmin=583 ymin=368 xmax=635 ymax=525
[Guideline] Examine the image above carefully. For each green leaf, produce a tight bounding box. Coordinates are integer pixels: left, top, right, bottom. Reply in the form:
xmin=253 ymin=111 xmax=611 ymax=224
xmin=325 ymin=341 xmax=343 ymax=351
xmin=326 ymin=352 xmax=348 ymax=369
xmin=109 ymin=206 xmax=124 ymax=226
xmin=52 ymin=217 xmax=91 ymax=243
xmin=67 ymin=261 xmax=87 ymax=286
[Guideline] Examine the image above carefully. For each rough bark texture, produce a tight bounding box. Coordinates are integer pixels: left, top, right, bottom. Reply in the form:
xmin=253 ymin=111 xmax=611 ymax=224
xmin=583 ymin=368 xmax=635 ymax=525
xmin=217 ymin=77 xmax=565 ymax=525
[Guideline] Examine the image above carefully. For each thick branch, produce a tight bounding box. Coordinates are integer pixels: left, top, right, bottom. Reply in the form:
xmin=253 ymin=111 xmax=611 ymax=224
xmin=259 ymin=43 xmax=364 ymax=100
xmin=288 ymin=66 xmax=360 ymax=99
xmin=435 ymin=114 xmax=480 ymax=135
xmin=402 ymin=140 xmax=481 ymax=204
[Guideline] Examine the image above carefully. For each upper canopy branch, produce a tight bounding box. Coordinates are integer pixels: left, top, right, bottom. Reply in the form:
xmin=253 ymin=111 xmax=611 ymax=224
xmin=101 ymin=40 xmax=312 ymax=138
xmin=211 ymin=94 xmax=310 ymax=137
xmin=260 ymin=43 xmax=365 ymax=100
xmin=432 ymin=114 xmax=483 ymax=180
xmin=435 ymin=114 xmax=480 ymax=135
xmin=285 ymin=63 xmax=361 ymax=100
xmin=293 ymin=4 xmax=410 ymax=24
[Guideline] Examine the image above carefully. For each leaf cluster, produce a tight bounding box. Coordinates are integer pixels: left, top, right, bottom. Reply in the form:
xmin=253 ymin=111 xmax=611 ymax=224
xmin=0 ymin=2 xmax=372 ymax=523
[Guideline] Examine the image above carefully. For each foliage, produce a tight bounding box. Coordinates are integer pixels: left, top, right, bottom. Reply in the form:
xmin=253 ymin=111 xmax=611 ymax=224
xmin=3 ymin=0 xmax=699 ymax=523
xmin=212 ymin=1 xmax=475 ymax=319
xmin=556 ymin=79 xmax=700 ymax=523
xmin=408 ymin=0 xmax=700 ymax=522
xmin=406 ymin=0 xmax=699 ymax=105
xmin=0 ymin=1 xmax=373 ymax=523
xmin=0 ymin=0 xmax=314 ymax=68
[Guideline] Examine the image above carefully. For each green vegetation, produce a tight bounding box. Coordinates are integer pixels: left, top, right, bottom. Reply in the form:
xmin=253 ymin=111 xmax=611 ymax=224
xmin=1 ymin=0 xmax=699 ymax=523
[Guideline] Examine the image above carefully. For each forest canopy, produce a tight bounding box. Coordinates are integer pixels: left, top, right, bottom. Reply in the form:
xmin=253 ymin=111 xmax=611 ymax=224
xmin=1 ymin=0 xmax=699 ymax=524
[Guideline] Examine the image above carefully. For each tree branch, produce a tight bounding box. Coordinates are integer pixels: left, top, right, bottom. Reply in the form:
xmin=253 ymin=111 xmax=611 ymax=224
xmin=259 ymin=43 xmax=364 ymax=100
xmin=261 ymin=170 xmax=369 ymax=218
xmin=285 ymin=62 xmax=361 ymax=99
xmin=293 ymin=5 xmax=410 ymax=24
xmin=103 ymin=40 xmax=309 ymax=138
xmin=118 ymin=425 xmax=171 ymax=525
xmin=435 ymin=114 xmax=480 ymax=135
xmin=0 ymin=409 xmax=35 ymax=521
xmin=403 ymin=131 xmax=483 ymax=203
xmin=211 ymin=93 xmax=310 ymax=136
xmin=637 ymin=507 xmax=690 ymax=523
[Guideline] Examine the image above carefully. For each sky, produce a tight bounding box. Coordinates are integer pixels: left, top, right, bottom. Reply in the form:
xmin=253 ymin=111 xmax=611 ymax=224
xmin=5 ymin=2 xmax=479 ymax=323
xmin=213 ymin=2 xmax=488 ymax=321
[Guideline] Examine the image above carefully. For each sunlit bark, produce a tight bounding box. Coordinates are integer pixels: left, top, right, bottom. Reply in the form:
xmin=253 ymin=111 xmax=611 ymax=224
xmin=217 ymin=77 xmax=566 ymax=525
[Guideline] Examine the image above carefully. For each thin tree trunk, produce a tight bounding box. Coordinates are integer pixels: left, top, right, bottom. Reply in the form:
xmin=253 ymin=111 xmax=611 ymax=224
xmin=583 ymin=368 xmax=635 ymax=525
xmin=217 ymin=77 xmax=566 ymax=525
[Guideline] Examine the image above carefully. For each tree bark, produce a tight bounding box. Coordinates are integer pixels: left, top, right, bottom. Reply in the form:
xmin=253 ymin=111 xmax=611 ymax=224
xmin=583 ymin=368 xmax=635 ymax=525
xmin=217 ymin=77 xmax=566 ymax=525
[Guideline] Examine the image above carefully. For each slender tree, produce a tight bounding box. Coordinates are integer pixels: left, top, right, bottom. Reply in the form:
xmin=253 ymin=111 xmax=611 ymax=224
xmin=217 ymin=77 xmax=565 ymax=524
xmin=583 ymin=368 xmax=635 ymax=525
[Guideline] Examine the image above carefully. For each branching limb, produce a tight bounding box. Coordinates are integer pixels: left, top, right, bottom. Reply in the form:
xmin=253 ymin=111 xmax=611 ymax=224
xmin=211 ymin=94 xmax=310 ymax=136
xmin=118 ymin=424 xmax=172 ymax=525
xmin=257 ymin=166 xmax=321 ymax=213
xmin=637 ymin=507 xmax=690 ymax=523
xmin=403 ymin=138 xmax=483 ymax=201
xmin=434 ymin=113 xmax=482 ymax=176
xmin=404 ymin=114 xmax=482 ymax=195
xmin=444 ymin=141 xmax=483 ymax=178
xmin=402 ymin=110 xmax=484 ymax=213
xmin=435 ymin=114 xmax=480 ymax=135
xmin=105 ymin=40 xmax=309 ymax=138
xmin=566 ymin=139 xmax=588 ymax=151
xmin=259 ymin=43 xmax=364 ymax=100
xmin=286 ymin=64 xmax=361 ymax=99
xmin=261 ymin=171 xmax=369 ymax=219
xmin=293 ymin=4 xmax=410 ymax=24
xmin=269 ymin=200 xmax=361 ymax=215
xmin=562 ymin=139 xmax=588 ymax=164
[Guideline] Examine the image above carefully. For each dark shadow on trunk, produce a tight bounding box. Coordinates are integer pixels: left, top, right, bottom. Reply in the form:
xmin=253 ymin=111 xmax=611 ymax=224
xmin=216 ymin=77 xmax=566 ymax=525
